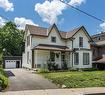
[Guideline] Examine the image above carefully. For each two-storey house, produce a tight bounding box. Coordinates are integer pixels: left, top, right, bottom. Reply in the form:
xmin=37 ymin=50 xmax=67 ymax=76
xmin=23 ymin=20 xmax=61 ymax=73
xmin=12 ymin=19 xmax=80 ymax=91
xmin=22 ymin=24 xmax=92 ymax=69
xmin=91 ymin=32 xmax=105 ymax=69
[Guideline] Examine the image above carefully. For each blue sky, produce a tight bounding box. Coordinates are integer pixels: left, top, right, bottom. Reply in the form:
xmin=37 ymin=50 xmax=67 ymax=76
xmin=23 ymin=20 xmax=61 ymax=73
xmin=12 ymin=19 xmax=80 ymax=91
xmin=0 ymin=0 xmax=105 ymax=35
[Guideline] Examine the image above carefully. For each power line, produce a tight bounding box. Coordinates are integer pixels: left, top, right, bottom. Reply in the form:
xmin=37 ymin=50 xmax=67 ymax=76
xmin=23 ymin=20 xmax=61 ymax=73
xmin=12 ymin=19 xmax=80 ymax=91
xmin=59 ymin=0 xmax=105 ymax=23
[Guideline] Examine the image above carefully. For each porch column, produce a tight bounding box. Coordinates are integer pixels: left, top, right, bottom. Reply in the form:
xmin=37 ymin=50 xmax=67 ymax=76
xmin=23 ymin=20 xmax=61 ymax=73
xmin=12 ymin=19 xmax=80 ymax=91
xmin=35 ymin=50 xmax=37 ymax=68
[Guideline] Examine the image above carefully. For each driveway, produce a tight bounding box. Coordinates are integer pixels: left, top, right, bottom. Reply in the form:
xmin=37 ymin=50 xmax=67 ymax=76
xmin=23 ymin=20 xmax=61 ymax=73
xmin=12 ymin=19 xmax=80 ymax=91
xmin=5 ymin=69 xmax=58 ymax=91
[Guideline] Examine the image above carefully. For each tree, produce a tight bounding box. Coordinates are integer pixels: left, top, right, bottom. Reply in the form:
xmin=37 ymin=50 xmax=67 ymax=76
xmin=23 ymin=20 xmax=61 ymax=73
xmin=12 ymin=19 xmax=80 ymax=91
xmin=0 ymin=21 xmax=24 ymax=57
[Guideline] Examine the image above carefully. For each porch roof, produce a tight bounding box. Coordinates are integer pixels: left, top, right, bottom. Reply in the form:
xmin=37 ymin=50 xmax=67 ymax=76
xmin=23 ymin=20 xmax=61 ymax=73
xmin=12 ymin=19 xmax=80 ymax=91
xmin=32 ymin=44 xmax=71 ymax=51
xmin=93 ymin=55 xmax=105 ymax=64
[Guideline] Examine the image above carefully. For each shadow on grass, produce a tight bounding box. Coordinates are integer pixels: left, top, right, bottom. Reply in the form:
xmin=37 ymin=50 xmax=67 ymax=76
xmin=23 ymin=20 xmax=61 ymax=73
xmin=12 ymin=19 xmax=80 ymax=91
xmin=85 ymin=93 xmax=105 ymax=95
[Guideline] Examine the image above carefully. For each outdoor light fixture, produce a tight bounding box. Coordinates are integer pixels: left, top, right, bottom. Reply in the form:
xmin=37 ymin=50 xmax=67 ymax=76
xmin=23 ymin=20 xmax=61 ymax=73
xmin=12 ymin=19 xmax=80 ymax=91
xmin=3 ymin=48 xmax=6 ymax=52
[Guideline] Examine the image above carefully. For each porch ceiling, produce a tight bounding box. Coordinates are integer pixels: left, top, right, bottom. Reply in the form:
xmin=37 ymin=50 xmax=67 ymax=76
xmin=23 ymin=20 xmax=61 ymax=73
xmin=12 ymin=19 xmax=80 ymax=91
xmin=32 ymin=44 xmax=71 ymax=51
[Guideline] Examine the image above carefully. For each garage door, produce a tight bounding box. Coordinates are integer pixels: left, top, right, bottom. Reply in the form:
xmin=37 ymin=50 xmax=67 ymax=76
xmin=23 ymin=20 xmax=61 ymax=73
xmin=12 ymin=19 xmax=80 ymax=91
xmin=5 ymin=60 xmax=16 ymax=69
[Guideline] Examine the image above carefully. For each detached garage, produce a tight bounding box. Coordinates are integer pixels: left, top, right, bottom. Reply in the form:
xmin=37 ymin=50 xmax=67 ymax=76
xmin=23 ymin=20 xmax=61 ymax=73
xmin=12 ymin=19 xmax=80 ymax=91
xmin=3 ymin=56 xmax=22 ymax=69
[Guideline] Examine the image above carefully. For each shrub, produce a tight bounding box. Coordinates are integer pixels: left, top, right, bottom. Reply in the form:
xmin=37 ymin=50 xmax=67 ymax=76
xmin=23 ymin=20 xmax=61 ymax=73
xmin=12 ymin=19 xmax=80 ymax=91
xmin=0 ymin=74 xmax=8 ymax=90
xmin=47 ymin=61 xmax=59 ymax=71
xmin=37 ymin=68 xmax=50 ymax=73
xmin=81 ymin=68 xmax=98 ymax=71
xmin=62 ymin=61 xmax=68 ymax=70
xmin=0 ymin=68 xmax=8 ymax=90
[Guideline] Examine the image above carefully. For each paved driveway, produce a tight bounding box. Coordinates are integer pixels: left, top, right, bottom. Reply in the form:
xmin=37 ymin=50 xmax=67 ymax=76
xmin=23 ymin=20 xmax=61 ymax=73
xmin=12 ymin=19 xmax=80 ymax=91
xmin=5 ymin=69 xmax=58 ymax=91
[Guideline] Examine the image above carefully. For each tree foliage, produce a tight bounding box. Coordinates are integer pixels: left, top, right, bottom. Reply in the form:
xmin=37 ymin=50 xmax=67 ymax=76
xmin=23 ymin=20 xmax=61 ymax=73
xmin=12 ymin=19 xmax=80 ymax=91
xmin=0 ymin=21 xmax=24 ymax=57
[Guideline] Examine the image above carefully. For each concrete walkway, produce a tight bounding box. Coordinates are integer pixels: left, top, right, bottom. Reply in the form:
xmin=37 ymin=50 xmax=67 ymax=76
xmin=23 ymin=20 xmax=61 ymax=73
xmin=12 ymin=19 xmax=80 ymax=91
xmin=5 ymin=69 xmax=58 ymax=91
xmin=1 ymin=87 xmax=105 ymax=95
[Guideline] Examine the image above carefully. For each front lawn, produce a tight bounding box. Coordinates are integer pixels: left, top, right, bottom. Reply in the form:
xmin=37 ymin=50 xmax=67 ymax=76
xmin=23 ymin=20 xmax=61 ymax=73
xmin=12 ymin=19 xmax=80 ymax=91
xmin=0 ymin=68 xmax=8 ymax=90
xmin=41 ymin=71 xmax=105 ymax=88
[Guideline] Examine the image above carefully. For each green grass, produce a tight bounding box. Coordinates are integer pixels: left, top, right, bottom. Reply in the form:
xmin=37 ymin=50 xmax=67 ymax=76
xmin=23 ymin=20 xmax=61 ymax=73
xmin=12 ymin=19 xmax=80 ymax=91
xmin=41 ymin=71 xmax=105 ymax=88
xmin=0 ymin=68 xmax=8 ymax=90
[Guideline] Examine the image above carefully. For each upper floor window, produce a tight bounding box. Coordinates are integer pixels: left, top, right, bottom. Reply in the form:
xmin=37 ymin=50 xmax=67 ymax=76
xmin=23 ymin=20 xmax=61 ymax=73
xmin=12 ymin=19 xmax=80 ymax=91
xmin=79 ymin=37 xmax=83 ymax=47
xmin=27 ymin=51 xmax=29 ymax=64
xmin=27 ymin=36 xmax=30 ymax=46
xmin=51 ymin=36 xmax=56 ymax=43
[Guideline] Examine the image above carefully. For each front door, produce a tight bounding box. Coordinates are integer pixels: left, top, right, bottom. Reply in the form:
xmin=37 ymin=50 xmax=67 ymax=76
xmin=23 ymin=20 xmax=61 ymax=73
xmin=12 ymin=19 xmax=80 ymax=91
xmin=61 ymin=52 xmax=67 ymax=69
xmin=50 ymin=51 xmax=55 ymax=62
xmin=61 ymin=51 xmax=65 ymax=65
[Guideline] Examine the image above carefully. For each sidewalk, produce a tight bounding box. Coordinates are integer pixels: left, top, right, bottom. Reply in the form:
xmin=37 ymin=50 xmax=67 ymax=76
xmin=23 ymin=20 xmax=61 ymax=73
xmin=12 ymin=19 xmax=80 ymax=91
xmin=1 ymin=87 xmax=105 ymax=95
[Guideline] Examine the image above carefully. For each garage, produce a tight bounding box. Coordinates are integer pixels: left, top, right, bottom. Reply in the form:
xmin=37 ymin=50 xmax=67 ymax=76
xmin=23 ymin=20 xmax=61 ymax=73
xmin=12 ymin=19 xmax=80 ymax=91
xmin=3 ymin=56 xmax=22 ymax=69
xmin=5 ymin=60 xmax=21 ymax=69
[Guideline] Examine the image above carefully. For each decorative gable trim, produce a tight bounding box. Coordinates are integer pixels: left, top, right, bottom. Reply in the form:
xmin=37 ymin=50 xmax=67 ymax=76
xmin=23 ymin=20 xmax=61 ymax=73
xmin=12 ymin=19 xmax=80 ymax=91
xmin=48 ymin=23 xmax=63 ymax=39
xmin=71 ymin=26 xmax=93 ymax=42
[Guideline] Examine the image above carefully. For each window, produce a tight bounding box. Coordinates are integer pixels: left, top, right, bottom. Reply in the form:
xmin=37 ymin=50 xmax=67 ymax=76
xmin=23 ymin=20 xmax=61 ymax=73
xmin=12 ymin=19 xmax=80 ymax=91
xmin=27 ymin=36 xmax=30 ymax=46
xmin=51 ymin=36 xmax=56 ymax=43
xmin=74 ymin=53 xmax=79 ymax=65
xmin=97 ymin=36 xmax=101 ymax=41
xmin=37 ymin=64 xmax=41 ymax=68
xmin=27 ymin=52 xmax=29 ymax=64
xmin=93 ymin=49 xmax=95 ymax=55
xmin=79 ymin=37 xmax=83 ymax=47
xmin=83 ymin=53 xmax=90 ymax=65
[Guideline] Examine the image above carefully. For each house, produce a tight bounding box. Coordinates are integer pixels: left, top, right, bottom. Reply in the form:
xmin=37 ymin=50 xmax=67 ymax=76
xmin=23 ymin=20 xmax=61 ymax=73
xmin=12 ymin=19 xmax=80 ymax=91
xmin=22 ymin=24 xmax=92 ymax=70
xmin=91 ymin=32 xmax=105 ymax=69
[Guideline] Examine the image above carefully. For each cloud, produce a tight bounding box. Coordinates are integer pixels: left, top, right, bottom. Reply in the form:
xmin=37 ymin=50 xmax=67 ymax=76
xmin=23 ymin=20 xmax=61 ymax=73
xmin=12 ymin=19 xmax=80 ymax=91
xmin=0 ymin=0 xmax=14 ymax=11
xmin=14 ymin=17 xmax=38 ymax=30
xmin=100 ymin=22 xmax=105 ymax=31
xmin=35 ymin=0 xmax=66 ymax=25
xmin=35 ymin=0 xmax=85 ymax=24
xmin=0 ymin=16 xmax=6 ymax=27
xmin=69 ymin=0 xmax=85 ymax=6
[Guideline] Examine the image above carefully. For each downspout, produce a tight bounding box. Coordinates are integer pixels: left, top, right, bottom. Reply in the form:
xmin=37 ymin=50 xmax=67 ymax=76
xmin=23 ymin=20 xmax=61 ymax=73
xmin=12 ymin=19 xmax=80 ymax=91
xmin=71 ymin=38 xmax=73 ymax=68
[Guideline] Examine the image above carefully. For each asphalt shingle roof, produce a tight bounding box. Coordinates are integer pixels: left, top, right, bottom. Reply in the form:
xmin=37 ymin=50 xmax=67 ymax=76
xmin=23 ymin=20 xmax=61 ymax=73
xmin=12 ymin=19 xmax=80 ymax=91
xmin=25 ymin=24 xmax=83 ymax=39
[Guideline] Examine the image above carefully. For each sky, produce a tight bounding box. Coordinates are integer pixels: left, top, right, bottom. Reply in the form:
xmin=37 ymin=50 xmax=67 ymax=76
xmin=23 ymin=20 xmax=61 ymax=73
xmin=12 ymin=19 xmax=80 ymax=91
xmin=0 ymin=0 xmax=105 ymax=35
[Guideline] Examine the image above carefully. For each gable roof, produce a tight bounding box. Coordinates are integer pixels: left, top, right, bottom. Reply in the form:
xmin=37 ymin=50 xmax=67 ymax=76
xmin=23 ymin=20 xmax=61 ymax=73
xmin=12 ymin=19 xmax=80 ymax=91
xmin=25 ymin=24 xmax=92 ymax=41
xmin=25 ymin=24 xmax=48 ymax=36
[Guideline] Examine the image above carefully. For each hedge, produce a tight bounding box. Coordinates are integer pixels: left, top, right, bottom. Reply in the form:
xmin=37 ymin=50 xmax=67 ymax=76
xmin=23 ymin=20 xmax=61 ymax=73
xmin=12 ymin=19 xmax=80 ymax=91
xmin=0 ymin=68 xmax=8 ymax=90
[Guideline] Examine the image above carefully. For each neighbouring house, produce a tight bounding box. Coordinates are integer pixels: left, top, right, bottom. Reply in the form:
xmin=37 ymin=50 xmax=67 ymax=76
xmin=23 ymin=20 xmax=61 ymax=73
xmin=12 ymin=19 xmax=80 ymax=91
xmin=22 ymin=24 xmax=92 ymax=70
xmin=3 ymin=56 xmax=22 ymax=69
xmin=91 ymin=32 xmax=105 ymax=69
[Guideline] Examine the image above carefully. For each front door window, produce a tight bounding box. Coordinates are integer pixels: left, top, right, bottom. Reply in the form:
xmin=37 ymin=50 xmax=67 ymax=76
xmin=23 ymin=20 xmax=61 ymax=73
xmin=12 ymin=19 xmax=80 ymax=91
xmin=61 ymin=52 xmax=68 ymax=69
xmin=50 ymin=51 xmax=55 ymax=61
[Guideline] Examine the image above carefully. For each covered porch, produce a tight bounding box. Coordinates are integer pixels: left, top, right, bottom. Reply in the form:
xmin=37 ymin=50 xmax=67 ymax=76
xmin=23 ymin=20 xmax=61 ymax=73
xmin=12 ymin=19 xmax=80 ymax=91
xmin=32 ymin=44 xmax=71 ymax=70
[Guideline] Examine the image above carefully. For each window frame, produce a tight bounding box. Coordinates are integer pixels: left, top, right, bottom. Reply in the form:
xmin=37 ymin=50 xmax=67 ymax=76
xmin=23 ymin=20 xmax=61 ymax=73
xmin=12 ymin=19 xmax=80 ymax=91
xmin=27 ymin=36 xmax=30 ymax=46
xmin=83 ymin=53 xmax=90 ymax=65
xmin=74 ymin=52 xmax=79 ymax=65
xmin=27 ymin=52 xmax=29 ymax=64
xmin=79 ymin=37 xmax=83 ymax=47
xmin=51 ymin=36 xmax=56 ymax=43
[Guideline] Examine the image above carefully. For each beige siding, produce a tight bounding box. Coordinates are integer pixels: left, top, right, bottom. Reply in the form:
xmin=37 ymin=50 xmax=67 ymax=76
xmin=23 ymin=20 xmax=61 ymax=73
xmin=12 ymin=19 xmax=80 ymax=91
xmin=73 ymin=29 xmax=90 ymax=49
xmin=32 ymin=28 xmax=66 ymax=48
xmin=22 ymin=29 xmax=32 ymax=69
